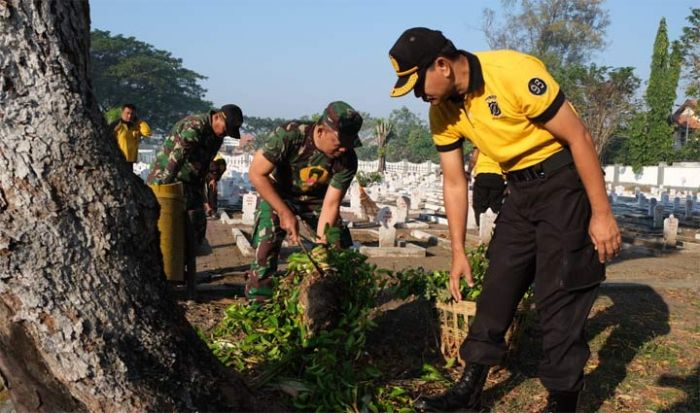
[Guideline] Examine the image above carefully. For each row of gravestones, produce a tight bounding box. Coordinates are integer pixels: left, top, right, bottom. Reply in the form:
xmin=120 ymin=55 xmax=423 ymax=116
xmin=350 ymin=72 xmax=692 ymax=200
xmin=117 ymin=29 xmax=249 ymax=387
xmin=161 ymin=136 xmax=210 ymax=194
xmin=646 ymin=198 xmax=696 ymax=221
xmin=608 ymin=184 xmax=695 ymax=200
xmin=241 ymin=190 xmax=507 ymax=249
xmin=477 ymin=207 xmax=679 ymax=249
xmin=610 ymin=192 xmax=696 ymax=220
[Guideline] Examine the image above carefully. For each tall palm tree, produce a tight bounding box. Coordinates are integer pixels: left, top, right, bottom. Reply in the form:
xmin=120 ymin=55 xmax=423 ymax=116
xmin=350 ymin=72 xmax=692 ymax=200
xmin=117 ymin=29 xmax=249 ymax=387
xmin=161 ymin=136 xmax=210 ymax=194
xmin=375 ymin=119 xmax=394 ymax=173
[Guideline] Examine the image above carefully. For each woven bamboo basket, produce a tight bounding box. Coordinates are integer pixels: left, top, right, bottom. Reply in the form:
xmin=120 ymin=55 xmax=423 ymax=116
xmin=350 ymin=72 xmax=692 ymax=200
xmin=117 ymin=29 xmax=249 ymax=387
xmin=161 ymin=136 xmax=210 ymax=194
xmin=435 ymin=299 xmax=532 ymax=366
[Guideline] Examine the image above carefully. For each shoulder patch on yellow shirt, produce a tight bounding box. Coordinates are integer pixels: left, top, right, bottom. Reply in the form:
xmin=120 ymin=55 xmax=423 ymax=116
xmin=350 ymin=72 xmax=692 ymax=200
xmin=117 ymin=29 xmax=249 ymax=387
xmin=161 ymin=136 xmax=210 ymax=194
xmin=528 ymin=78 xmax=548 ymax=96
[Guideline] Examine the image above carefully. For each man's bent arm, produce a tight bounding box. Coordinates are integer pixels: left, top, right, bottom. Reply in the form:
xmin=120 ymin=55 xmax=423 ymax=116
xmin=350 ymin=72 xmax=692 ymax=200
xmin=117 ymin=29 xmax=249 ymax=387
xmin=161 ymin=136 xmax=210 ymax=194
xmin=440 ymin=148 xmax=469 ymax=256
xmin=543 ymin=101 xmax=621 ymax=261
xmin=316 ymin=186 xmax=345 ymax=244
xmin=248 ymin=150 xmax=294 ymax=216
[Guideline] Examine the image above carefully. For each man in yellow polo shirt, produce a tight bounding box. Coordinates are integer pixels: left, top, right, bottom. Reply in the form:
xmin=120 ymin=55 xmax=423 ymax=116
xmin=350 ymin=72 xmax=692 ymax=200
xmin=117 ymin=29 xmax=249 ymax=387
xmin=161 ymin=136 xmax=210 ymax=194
xmin=466 ymin=148 xmax=505 ymax=226
xmin=109 ymin=103 xmax=151 ymax=167
xmin=388 ymin=28 xmax=621 ymax=413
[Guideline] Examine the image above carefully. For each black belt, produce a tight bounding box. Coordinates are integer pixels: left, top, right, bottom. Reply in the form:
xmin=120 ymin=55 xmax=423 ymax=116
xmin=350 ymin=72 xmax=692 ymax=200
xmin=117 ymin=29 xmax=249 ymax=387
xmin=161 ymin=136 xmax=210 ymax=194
xmin=505 ymin=148 xmax=573 ymax=182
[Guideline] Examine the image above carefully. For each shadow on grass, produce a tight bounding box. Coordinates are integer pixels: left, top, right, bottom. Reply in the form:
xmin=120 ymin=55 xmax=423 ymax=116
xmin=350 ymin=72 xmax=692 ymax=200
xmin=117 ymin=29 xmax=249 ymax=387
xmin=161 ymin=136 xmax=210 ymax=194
xmin=581 ymin=285 xmax=670 ymax=412
xmin=480 ymin=285 xmax=670 ymax=411
xmin=656 ymin=363 xmax=700 ymax=413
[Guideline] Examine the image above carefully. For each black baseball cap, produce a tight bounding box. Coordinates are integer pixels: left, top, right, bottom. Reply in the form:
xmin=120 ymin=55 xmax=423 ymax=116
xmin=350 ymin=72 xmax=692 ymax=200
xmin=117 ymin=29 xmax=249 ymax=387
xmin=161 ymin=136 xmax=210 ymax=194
xmin=220 ymin=104 xmax=243 ymax=139
xmin=388 ymin=27 xmax=456 ymax=97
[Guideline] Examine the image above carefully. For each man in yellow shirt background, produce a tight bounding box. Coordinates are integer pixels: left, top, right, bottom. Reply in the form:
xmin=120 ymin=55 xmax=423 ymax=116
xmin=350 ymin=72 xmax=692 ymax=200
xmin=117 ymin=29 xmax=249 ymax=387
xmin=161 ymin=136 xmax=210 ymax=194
xmin=388 ymin=27 xmax=621 ymax=413
xmin=110 ymin=103 xmax=151 ymax=167
xmin=466 ymin=148 xmax=505 ymax=226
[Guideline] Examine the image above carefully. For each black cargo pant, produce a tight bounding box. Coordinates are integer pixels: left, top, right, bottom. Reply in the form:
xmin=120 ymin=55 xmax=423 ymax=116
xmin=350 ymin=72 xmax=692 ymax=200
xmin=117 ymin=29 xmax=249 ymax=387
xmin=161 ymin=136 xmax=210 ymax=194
xmin=461 ymin=164 xmax=605 ymax=392
xmin=472 ymin=172 xmax=506 ymax=226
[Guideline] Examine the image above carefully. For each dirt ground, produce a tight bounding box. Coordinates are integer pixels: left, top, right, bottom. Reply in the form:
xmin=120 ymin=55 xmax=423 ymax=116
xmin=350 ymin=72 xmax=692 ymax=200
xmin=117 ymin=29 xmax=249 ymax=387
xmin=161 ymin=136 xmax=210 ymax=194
xmin=1 ymin=213 xmax=694 ymax=412
xmin=179 ymin=217 xmax=700 ymax=412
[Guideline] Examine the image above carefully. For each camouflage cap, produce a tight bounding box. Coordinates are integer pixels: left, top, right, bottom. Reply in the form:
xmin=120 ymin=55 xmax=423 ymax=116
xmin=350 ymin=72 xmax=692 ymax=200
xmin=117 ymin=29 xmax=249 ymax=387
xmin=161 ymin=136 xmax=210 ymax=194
xmin=319 ymin=101 xmax=363 ymax=147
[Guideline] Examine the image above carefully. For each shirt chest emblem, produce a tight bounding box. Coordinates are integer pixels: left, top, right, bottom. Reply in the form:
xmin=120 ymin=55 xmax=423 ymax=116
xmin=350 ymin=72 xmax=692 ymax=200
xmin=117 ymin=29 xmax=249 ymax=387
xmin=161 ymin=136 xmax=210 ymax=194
xmin=485 ymin=95 xmax=502 ymax=117
xmin=299 ymin=165 xmax=330 ymax=191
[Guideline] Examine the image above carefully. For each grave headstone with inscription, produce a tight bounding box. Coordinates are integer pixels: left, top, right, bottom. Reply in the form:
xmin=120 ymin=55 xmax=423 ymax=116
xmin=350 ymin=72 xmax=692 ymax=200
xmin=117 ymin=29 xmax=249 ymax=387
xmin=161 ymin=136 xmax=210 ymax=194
xmin=479 ymin=208 xmax=498 ymax=245
xmin=663 ymin=214 xmax=679 ymax=247
xmin=395 ymin=196 xmax=410 ymax=223
xmin=376 ymin=207 xmax=397 ymax=248
xmin=242 ymin=193 xmax=259 ymax=226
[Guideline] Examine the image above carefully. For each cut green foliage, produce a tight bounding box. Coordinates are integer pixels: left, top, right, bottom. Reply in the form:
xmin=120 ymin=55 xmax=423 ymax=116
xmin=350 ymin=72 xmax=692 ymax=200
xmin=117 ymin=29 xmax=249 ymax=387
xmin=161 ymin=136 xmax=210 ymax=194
xmin=208 ymin=243 xmax=530 ymax=411
xmin=209 ymin=248 xmax=409 ymax=411
xmin=391 ymin=243 xmax=519 ymax=303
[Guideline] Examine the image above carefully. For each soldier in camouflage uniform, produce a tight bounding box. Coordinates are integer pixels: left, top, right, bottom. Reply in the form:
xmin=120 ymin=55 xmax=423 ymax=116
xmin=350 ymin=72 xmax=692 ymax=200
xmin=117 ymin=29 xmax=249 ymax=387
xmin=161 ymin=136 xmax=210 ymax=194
xmin=246 ymin=101 xmax=362 ymax=301
xmin=147 ymin=104 xmax=243 ymax=287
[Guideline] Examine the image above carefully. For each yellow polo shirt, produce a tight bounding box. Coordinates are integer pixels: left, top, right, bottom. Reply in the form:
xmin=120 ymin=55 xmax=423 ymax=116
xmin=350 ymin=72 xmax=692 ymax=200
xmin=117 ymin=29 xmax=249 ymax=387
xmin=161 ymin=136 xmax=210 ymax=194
xmin=472 ymin=152 xmax=503 ymax=176
xmin=112 ymin=119 xmax=151 ymax=162
xmin=430 ymin=50 xmax=565 ymax=172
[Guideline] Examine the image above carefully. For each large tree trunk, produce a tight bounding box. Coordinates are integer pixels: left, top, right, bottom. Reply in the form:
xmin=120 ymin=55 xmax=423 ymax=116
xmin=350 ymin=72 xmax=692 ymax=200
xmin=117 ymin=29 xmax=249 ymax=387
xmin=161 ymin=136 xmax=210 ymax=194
xmin=0 ymin=1 xmax=252 ymax=411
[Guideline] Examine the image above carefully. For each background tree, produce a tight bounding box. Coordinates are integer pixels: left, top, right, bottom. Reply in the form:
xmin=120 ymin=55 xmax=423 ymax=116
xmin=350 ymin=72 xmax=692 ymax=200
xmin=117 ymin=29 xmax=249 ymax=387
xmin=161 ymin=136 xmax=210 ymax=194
xmin=374 ymin=119 xmax=393 ymax=172
xmin=241 ymin=116 xmax=292 ymax=149
xmin=559 ymin=65 xmax=640 ymax=157
xmin=0 ymin=1 xmax=252 ymax=411
xmin=481 ymin=0 xmax=642 ymax=162
xmin=386 ymin=107 xmax=437 ymax=163
xmin=482 ymin=0 xmax=610 ymax=69
xmin=679 ymin=8 xmax=700 ymax=97
xmin=628 ymin=18 xmax=683 ymax=171
xmin=90 ymin=29 xmax=213 ymax=131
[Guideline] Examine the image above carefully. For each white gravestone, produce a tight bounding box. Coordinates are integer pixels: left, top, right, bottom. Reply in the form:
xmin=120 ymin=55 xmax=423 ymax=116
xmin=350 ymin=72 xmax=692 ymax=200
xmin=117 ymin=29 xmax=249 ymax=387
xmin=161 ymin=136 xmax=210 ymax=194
xmin=663 ymin=214 xmax=679 ymax=247
xmin=648 ymin=198 xmax=657 ymax=217
xmin=395 ymin=196 xmax=410 ymax=223
xmin=376 ymin=207 xmax=397 ymax=248
xmin=410 ymin=188 xmax=423 ymax=211
xmin=661 ymin=192 xmax=670 ymax=205
xmin=467 ymin=190 xmax=477 ymax=229
xmin=242 ymin=193 xmax=259 ymax=226
xmin=479 ymin=208 xmax=498 ymax=245
xmin=638 ymin=193 xmax=646 ymax=207
xmin=653 ymin=204 xmax=665 ymax=229
xmin=691 ymin=194 xmax=697 ymax=213
xmin=350 ymin=184 xmax=364 ymax=219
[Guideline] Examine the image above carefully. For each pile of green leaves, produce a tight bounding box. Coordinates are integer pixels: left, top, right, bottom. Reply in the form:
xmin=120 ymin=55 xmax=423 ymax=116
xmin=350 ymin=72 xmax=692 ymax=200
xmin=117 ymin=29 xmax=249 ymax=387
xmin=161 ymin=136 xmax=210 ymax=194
xmin=209 ymin=247 xmax=412 ymax=412
xmin=209 ymin=242 xmax=531 ymax=411
xmin=392 ymin=244 xmax=489 ymax=303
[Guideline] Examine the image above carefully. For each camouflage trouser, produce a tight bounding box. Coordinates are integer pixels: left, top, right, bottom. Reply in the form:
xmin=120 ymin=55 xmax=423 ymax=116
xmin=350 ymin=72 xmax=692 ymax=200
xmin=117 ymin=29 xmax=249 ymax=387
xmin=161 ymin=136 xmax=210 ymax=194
xmin=245 ymin=199 xmax=352 ymax=301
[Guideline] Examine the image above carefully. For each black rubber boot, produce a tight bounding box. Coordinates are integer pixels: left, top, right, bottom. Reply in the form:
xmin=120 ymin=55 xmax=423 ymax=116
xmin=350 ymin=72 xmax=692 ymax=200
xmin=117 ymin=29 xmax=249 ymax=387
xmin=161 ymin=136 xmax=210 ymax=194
xmin=414 ymin=363 xmax=489 ymax=412
xmin=542 ymin=391 xmax=580 ymax=413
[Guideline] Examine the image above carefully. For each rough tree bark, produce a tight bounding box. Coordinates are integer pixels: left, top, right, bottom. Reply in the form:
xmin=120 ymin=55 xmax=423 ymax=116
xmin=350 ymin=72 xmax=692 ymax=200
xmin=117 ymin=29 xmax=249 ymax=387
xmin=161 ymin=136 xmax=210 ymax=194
xmin=0 ymin=1 xmax=252 ymax=411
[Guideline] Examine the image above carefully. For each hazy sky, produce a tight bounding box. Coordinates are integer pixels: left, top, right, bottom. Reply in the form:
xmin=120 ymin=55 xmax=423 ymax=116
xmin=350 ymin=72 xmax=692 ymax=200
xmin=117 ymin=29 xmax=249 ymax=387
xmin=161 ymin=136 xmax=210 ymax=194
xmin=90 ymin=0 xmax=696 ymax=120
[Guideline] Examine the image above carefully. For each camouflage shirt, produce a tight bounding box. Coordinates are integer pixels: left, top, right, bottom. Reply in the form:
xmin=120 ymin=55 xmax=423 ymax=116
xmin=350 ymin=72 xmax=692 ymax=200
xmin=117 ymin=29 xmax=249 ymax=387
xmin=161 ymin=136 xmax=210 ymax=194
xmin=146 ymin=111 xmax=223 ymax=187
xmin=262 ymin=122 xmax=358 ymax=204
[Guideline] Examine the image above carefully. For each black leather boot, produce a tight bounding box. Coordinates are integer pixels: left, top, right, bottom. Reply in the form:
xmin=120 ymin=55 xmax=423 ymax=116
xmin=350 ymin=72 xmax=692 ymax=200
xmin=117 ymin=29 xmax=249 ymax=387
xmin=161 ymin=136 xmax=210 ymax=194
xmin=414 ymin=363 xmax=489 ymax=412
xmin=542 ymin=391 xmax=580 ymax=413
